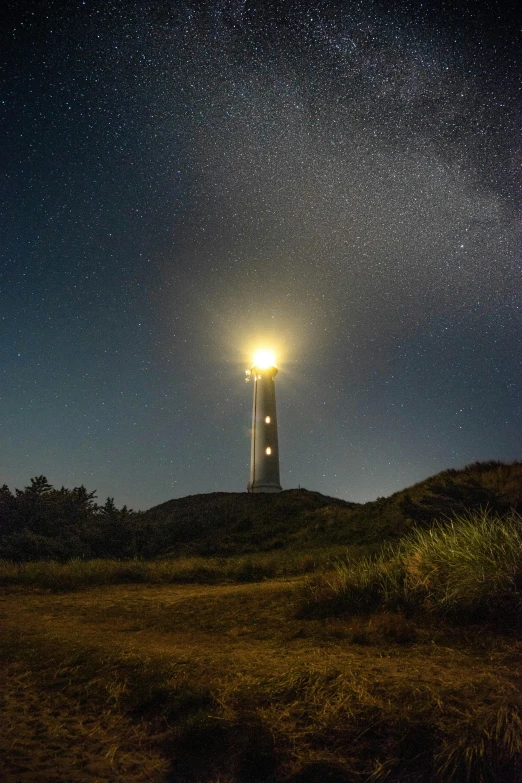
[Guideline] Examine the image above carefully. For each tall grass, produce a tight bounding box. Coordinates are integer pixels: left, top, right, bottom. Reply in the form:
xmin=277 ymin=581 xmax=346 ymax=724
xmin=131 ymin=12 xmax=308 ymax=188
xmin=401 ymin=509 xmax=522 ymax=616
xmin=0 ymin=547 xmax=353 ymax=591
xmin=298 ymin=509 xmax=522 ymax=623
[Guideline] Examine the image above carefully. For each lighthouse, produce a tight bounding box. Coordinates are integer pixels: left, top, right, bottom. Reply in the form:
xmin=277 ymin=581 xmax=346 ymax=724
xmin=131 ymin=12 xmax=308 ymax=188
xmin=246 ymin=350 xmax=283 ymax=493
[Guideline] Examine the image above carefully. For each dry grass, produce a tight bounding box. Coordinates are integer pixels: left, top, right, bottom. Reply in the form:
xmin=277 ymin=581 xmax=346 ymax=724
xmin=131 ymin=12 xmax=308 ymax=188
xmin=1 ymin=578 xmax=521 ymax=782
xmin=0 ymin=658 xmax=169 ymax=783
xmin=0 ymin=548 xmax=350 ymax=591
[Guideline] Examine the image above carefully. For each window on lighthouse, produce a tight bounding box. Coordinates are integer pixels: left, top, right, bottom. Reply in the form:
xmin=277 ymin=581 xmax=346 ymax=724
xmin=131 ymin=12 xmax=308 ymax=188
xmin=265 ymin=416 xmax=271 ymax=423
xmin=266 ymin=447 xmax=272 ymax=455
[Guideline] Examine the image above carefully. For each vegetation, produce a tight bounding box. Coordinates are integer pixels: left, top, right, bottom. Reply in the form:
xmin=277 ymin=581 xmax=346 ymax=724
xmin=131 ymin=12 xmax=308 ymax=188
xmin=1 ymin=460 xmax=521 ymax=561
xmin=1 ymin=575 xmax=521 ymax=782
xmin=1 ymin=461 xmax=522 ymax=781
xmin=0 ymin=548 xmax=351 ymax=591
xmin=0 ymin=475 xmax=135 ymax=561
xmin=297 ymin=509 xmax=522 ymax=625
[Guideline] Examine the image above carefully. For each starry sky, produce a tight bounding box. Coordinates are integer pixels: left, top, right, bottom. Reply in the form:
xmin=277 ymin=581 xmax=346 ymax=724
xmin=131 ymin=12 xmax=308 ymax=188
xmin=2 ymin=0 xmax=521 ymax=510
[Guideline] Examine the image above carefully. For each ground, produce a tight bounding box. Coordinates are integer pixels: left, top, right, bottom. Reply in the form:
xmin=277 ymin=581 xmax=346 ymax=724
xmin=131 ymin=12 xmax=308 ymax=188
xmin=1 ymin=580 xmax=520 ymax=782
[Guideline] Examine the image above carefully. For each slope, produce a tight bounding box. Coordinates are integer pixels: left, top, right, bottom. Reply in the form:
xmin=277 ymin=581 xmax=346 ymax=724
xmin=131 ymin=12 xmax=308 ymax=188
xmin=135 ymin=461 xmax=522 ymax=557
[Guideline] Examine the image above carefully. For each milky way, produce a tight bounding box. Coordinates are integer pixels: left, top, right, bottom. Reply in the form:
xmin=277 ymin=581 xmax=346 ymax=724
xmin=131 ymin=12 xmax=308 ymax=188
xmin=2 ymin=1 xmax=520 ymax=508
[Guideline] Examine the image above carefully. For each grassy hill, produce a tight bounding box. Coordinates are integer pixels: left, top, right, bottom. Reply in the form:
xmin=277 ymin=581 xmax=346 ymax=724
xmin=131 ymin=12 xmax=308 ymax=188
xmin=137 ymin=488 xmax=357 ymax=556
xmin=136 ymin=460 xmax=522 ymax=557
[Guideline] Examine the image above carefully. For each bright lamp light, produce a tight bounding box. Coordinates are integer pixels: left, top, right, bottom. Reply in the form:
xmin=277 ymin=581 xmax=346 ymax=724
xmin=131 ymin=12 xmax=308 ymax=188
xmin=253 ymin=349 xmax=276 ymax=369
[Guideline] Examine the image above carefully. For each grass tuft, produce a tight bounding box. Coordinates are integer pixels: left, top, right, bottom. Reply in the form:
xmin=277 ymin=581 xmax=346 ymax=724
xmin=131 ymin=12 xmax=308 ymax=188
xmin=297 ymin=509 xmax=522 ymax=625
xmin=401 ymin=509 xmax=522 ymax=619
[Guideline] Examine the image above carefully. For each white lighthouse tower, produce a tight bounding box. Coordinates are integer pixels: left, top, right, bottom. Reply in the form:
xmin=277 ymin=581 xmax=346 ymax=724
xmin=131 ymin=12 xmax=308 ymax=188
xmin=246 ymin=350 xmax=282 ymax=493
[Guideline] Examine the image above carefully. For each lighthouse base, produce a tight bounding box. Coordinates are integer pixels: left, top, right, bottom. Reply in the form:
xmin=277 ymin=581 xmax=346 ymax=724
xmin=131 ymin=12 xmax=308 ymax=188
xmin=247 ymin=483 xmax=283 ymax=493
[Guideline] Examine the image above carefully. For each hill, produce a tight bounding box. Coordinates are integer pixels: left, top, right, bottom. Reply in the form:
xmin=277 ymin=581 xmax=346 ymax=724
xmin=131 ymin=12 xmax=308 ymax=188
xmin=1 ymin=461 xmax=520 ymax=561
xmin=135 ymin=488 xmax=357 ymax=557
xmin=136 ymin=460 xmax=522 ymax=557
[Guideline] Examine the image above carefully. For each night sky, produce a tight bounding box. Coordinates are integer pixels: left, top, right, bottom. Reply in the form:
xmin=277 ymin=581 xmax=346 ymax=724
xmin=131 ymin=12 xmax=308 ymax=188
xmin=2 ymin=1 xmax=521 ymax=510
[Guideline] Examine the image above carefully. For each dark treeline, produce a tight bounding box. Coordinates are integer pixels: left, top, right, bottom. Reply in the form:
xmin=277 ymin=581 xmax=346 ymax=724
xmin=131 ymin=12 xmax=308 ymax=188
xmin=0 ymin=476 xmax=142 ymax=561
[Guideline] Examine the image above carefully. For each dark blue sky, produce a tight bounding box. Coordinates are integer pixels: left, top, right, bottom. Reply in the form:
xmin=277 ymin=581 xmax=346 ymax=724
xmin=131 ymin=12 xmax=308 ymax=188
xmin=2 ymin=1 xmax=520 ymax=510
